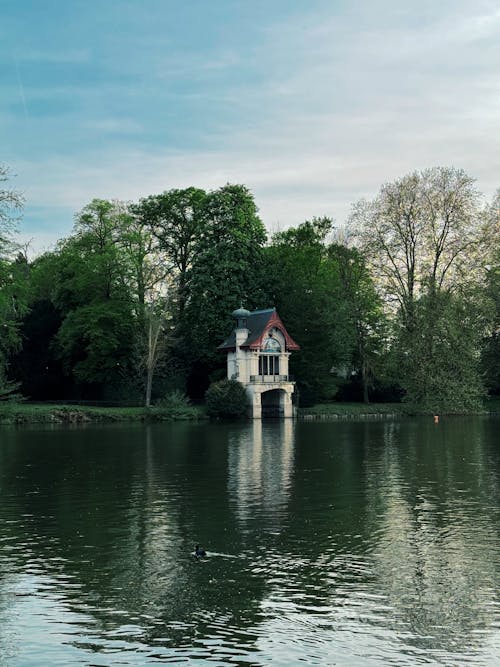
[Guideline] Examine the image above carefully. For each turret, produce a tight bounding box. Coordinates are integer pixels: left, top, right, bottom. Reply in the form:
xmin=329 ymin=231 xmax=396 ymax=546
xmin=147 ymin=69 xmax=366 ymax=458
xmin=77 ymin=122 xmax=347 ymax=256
xmin=232 ymin=307 xmax=250 ymax=347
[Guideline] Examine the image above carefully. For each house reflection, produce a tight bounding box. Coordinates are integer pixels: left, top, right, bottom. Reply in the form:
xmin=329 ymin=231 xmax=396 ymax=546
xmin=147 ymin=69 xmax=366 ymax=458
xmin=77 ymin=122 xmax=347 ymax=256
xmin=227 ymin=420 xmax=295 ymax=531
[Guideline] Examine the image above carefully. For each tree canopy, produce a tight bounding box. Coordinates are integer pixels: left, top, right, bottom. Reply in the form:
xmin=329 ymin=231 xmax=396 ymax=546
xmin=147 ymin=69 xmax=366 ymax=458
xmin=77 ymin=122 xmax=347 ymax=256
xmin=0 ymin=164 xmax=498 ymax=409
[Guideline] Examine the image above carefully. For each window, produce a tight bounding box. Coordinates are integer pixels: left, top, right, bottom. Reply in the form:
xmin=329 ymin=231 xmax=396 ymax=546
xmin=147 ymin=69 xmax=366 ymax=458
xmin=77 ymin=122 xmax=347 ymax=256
xmin=263 ymin=337 xmax=281 ymax=352
xmin=259 ymin=355 xmax=280 ymax=375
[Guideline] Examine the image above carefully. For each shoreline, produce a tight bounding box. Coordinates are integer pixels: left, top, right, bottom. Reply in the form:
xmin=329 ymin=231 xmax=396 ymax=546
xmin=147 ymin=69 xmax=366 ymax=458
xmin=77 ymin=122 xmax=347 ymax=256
xmin=0 ymin=403 xmax=206 ymax=425
xmin=0 ymin=400 xmax=498 ymax=425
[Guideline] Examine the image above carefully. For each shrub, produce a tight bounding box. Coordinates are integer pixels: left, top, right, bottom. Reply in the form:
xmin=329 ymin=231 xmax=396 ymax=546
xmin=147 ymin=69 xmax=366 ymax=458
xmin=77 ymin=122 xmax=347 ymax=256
xmin=155 ymin=389 xmax=191 ymax=409
xmin=205 ymin=379 xmax=248 ymax=420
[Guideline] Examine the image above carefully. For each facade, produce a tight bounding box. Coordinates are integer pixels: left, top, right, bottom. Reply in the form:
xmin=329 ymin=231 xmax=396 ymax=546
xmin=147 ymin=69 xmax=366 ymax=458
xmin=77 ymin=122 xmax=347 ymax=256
xmin=218 ymin=308 xmax=300 ymax=418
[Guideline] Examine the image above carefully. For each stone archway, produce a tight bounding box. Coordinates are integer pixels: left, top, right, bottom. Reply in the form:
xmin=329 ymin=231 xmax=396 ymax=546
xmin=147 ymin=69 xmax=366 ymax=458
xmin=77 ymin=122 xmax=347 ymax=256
xmin=261 ymin=389 xmax=285 ymax=418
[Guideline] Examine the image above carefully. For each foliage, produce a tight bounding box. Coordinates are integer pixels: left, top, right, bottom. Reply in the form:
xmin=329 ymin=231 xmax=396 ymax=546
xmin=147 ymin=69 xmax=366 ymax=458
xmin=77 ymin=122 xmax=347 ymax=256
xmin=349 ymin=167 xmax=490 ymax=410
xmin=480 ymin=190 xmax=500 ymax=394
xmin=205 ymin=379 xmax=248 ymax=419
xmin=182 ymin=184 xmax=267 ymax=390
xmin=327 ymin=243 xmax=388 ymax=402
xmin=55 ymin=301 xmax=135 ymax=384
xmin=349 ymin=167 xmax=484 ymax=325
xmin=391 ymin=290 xmax=489 ymax=411
xmin=155 ymin=389 xmax=191 ymax=409
xmin=0 ymin=377 xmax=24 ymax=402
xmin=132 ymin=187 xmax=207 ymax=319
xmin=0 ymin=164 xmax=24 ymax=257
xmin=264 ymin=218 xmax=358 ymax=404
xmin=3 ymin=167 xmax=499 ymax=411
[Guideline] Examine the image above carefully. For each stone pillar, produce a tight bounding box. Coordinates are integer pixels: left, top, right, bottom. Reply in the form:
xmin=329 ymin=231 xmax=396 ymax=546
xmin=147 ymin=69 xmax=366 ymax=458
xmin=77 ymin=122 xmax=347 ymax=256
xmin=252 ymin=391 xmax=262 ymax=419
xmin=281 ymin=390 xmax=293 ymax=418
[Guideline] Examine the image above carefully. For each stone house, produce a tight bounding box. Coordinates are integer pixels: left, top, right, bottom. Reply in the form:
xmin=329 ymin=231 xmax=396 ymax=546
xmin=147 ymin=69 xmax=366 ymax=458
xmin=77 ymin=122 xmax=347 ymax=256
xmin=218 ymin=307 xmax=300 ymax=418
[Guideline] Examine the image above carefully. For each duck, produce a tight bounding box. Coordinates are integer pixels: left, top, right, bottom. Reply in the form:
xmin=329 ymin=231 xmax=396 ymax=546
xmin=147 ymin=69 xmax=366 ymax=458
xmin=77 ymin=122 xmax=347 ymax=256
xmin=194 ymin=544 xmax=207 ymax=557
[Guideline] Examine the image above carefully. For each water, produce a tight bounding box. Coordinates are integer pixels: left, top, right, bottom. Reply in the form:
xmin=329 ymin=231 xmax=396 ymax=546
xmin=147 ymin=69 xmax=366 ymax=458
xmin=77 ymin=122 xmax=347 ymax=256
xmin=0 ymin=417 xmax=498 ymax=666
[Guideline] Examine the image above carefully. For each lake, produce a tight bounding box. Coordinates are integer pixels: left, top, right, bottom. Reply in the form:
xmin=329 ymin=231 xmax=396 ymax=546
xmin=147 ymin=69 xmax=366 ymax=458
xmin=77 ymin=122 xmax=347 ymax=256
xmin=0 ymin=417 xmax=498 ymax=666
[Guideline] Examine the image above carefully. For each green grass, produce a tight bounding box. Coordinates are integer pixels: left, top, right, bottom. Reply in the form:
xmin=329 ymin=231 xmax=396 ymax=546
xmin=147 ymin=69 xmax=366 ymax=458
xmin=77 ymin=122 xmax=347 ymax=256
xmin=299 ymin=402 xmax=409 ymax=418
xmin=0 ymin=402 xmax=206 ymax=425
xmin=300 ymin=399 xmax=497 ymax=418
xmin=1 ymin=396 xmax=497 ymax=425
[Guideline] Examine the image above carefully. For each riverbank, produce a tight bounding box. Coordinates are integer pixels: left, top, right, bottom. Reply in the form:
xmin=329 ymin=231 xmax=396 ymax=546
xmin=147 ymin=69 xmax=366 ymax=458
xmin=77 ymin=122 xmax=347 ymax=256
xmin=299 ymin=398 xmax=500 ymax=419
xmin=0 ymin=403 xmax=206 ymax=425
xmin=1 ymin=398 xmax=499 ymax=424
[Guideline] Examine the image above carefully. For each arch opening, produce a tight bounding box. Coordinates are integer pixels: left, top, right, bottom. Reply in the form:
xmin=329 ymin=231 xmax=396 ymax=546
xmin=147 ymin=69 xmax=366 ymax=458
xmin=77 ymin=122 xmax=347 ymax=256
xmin=261 ymin=388 xmax=285 ymax=419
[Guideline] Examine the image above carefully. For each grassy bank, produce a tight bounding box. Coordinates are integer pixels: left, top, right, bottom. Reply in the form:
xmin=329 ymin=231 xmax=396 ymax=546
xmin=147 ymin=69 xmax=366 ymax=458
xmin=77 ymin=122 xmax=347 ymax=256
xmin=299 ymin=398 xmax=500 ymax=419
xmin=0 ymin=402 xmax=206 ymax=425
xmin=1 ymin=398 xmax=498 ymax=425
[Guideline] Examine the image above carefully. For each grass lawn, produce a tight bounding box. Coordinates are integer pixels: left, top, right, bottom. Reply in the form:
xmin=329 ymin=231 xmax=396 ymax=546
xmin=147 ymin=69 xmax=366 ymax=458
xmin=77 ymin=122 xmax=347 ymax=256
xmin=299 ymin=398 xmax=498 ymax=418
xmin=0 ymin=402 xmax=206 ymax=425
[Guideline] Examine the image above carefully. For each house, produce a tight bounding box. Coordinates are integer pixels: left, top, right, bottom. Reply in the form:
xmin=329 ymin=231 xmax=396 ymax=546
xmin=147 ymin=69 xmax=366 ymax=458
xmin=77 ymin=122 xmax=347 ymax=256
xmin=218 ymin=307 xmax=300 ymax=418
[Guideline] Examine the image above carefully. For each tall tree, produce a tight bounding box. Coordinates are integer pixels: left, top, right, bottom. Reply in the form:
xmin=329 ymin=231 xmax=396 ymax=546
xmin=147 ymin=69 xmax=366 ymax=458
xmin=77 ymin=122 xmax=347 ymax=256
xmin=264 ymin=218 xmax=355 ymax=404
xmin=349 ymin=167 xmax=489 ymax=409
xmin=118 ymin=209 xmax=174 ymax=406
xmin=132 ymin=188 xmax=207 ymax=320
xmin=0 ymin=165 xmax=26 ymax=394
xmin=48 ymin=201 xmax=136 ymax=395
xmin=481 ymin=188 xmax=500 ymax=395
xmin=327 ymin=244 xmax=387 ymax=403
xmin=183 ymin=184 xmax=267 ymax=393
xmin=0 ymin=164 xmax=23 ymax=256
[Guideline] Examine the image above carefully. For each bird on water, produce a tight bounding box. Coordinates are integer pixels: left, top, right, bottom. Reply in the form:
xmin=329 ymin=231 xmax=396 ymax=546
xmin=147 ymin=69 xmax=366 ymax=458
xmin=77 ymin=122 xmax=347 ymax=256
xmin=194 ymin=544 xmax=206 ymax=557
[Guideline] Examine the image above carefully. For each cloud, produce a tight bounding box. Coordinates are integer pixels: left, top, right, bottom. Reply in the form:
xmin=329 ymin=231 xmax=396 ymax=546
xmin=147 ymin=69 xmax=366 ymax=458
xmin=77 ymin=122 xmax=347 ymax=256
xmin=3 ymin=0 xmax=500 ymax=255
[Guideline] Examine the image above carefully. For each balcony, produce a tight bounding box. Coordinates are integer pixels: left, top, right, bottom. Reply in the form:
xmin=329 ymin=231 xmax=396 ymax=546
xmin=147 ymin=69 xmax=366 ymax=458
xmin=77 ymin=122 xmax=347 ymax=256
xmin=249 ymin=374 xmax=293 ymax=383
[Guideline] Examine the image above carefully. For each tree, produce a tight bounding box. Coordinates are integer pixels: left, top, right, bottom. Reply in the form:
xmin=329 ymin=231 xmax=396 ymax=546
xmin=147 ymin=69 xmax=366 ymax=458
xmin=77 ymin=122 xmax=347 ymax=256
xmin=182 ymin=184 xmax=267 ymax=394
xmin=350 ymin=168 xmax=483 ymax=326
xmin=264 ymin=218 xmax=356 ymax=404
xmin=349 ymin=167 xmax=489 ymax=409
xmin=0 ymin=165 xmax=26 ymax=392
xmin=327 ymin=244 xmax=388 ymax=403
xmin=395 ymin=290 xmax=487 ymax=410
xmin=117 ymin=208 xmax=174 ymax=406
xmin=0 ymin=164 xmax=24 ymax=257
xmin=481 ymin=189 xmax=500 ymax=395
xmin=132 ymin=188 xmax=207 ymax=320
xmin=47 ymin=201 xmax=137 ymax=396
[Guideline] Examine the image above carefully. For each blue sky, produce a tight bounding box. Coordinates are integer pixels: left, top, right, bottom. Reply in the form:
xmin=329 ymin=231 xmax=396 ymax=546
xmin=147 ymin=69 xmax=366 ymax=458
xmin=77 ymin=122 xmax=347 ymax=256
xmin=1 ymin=0 xmax=499 ymax=253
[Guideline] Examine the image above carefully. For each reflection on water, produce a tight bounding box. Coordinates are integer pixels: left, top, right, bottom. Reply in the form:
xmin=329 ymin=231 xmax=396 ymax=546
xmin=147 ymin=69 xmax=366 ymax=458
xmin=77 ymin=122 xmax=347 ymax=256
xmin=0 ymin=417 xmax=498 ymax=665
xmin=228 ymin=420 xmax=294 ymax=531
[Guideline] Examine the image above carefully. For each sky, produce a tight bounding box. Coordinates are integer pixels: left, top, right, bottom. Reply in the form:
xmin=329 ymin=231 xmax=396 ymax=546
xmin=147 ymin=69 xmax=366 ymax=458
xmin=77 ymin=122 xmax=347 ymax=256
xmin=1 ymin=0 xmax=500 ymax=254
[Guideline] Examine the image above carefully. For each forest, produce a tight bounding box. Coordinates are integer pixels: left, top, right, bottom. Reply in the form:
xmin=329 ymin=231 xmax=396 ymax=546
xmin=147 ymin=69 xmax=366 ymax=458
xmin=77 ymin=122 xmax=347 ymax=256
xmin=0 ymin=164 xmax=499 ymax=410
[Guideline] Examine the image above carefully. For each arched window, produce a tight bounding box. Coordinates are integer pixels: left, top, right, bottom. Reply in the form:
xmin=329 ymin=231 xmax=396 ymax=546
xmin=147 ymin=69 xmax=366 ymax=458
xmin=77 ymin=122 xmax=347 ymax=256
xmin=263 ymin=337 xmax=281 ymax=353
xmin=259 ymin=336 xmax=281 ymax=376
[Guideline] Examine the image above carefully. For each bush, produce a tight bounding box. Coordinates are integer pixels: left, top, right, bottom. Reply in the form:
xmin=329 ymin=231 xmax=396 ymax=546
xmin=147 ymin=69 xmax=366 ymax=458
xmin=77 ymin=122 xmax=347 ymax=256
xmin=205 ymin=379 xmax=249 ymax=420
xmin=155 ymin=389 xmax=191 ymax=409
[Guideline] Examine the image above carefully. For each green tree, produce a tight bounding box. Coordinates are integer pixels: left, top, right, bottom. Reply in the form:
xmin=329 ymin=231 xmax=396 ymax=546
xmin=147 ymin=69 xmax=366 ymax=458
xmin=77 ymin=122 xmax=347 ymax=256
xmin=132 ymin=188 xmax=207 ymax=320
xmin=0 ymin=166 xmax=27 ymax=393
xmin=481 ymin=188 xmax=500 ymax=394
xmin=264 ymin=218 xmax=355 ymax=404
xmin=395 ymin=290 xmax=487 ymax=410
xmin=183 ymin=184 xmax=267 ymax=391
xmin=327 ymin=244 xmax=388 ymax=403
xmin=0 ymin=164 xmax=23 ymax=256
xmin=117 ymin=208 xmax=174 ymax=406
xmin=349 ymin=167 xmax=489 ymax=409
xmin=47 ymin=201 xmax=136 ymax=395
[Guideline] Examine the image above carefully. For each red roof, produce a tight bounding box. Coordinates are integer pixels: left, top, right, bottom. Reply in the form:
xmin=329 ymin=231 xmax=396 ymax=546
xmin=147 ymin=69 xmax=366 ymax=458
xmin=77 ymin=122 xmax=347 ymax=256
xmin=218 ymin=308 xmax=300 ymax=352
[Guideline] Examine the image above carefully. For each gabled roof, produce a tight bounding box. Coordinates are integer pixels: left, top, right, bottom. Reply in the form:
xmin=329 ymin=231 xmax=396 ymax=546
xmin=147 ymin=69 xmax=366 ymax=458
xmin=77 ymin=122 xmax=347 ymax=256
xmin=218 ymin=308 xmax=300 ymax=352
